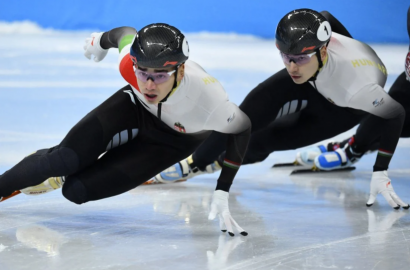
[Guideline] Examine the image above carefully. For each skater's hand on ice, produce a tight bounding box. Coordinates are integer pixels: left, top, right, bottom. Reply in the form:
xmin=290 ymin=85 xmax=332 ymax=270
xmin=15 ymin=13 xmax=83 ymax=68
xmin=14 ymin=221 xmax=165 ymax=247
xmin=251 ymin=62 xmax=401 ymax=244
xmin=208 ymin=190 xmax=248 ymax=237
xmin=83 ymin=32 xmax=108 ymax=62
xmin=366 ymin=171 xmax=409 ymax=209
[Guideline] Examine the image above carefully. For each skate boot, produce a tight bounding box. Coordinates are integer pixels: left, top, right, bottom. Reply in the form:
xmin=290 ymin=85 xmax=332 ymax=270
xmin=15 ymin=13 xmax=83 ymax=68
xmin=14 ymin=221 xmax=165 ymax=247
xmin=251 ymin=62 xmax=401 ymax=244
xmin=296 ymin=145 xmax=327 ymax=167
xmin=314 ymin=147 xmax=359 ymax=171
xmin=20 ymin=176 xmax=65 ymax=195
xmin=149 ymin=155 xmax=222 ymax=184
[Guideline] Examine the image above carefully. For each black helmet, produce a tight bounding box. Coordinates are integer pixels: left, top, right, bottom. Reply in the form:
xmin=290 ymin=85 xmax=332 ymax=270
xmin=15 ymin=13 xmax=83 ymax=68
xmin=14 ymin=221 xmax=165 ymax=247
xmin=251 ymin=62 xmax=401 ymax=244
xmin=130 ymin=23 xmax=189 ymax=68
xmin=275 ymin=9 xmax=332 ymax=55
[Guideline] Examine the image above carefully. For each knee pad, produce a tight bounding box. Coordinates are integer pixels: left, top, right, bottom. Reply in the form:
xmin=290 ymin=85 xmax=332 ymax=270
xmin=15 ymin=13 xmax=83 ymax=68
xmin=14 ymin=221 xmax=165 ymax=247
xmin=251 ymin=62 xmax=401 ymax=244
xmin=62 ymin=177 xmax=88 ymax=204
xmin=38 ymin=146 xmax=79 ymax=176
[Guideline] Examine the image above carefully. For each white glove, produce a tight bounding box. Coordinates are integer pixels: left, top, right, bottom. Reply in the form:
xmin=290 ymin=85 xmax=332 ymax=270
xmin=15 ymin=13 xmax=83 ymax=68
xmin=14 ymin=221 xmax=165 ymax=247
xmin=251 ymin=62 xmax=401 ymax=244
xmin=83 ymin=32 xmax=109 ymax=62
xmin=208 ymin=190 xmax=247 ymax=236
xmin=366 ymin=171 xmax=409 ymax=209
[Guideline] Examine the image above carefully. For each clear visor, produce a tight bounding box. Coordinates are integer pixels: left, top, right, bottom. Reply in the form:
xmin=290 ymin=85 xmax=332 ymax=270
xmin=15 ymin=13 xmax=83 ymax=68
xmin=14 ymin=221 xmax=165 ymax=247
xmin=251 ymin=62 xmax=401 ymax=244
xmin=280 ymin=51 xmax=317 ymax=66
xmin=134 ymin=69 xmax=177 ymax=84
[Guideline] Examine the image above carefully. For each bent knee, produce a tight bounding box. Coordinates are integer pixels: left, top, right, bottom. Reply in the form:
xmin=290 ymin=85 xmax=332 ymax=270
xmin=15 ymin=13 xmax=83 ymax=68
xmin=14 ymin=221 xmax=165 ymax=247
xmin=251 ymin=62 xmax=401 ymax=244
xmin=62 ymin=177 xmax=88 ymax=204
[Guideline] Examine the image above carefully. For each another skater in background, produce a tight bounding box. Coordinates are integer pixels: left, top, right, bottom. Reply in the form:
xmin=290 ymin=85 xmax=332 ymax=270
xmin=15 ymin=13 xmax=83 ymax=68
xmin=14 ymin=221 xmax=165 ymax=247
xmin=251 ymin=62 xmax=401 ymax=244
xmin=155 ymin=8 xmax=409 ymax=209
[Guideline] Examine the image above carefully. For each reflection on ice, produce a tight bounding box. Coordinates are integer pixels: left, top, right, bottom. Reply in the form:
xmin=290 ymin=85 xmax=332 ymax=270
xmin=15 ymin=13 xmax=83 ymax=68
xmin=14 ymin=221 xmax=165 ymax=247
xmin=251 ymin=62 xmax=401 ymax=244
xmin=367 ymin=209 xmax=409 ymax=248
xmin=207 ymin=235 xmax=245 ymax=270
xmin=16 ymin=225 xmax=67 ymax=256
xmin=367 ymin=209 xmax=408 ymax=233
xmin=290 ymin=173 xmax=369 ymax=206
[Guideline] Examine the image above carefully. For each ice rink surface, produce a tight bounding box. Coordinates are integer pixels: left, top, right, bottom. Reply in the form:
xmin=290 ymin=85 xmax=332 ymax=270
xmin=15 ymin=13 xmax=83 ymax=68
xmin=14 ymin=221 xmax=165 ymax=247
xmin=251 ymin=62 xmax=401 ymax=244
xmin=1 ymin=24 xmax=410 ymax=269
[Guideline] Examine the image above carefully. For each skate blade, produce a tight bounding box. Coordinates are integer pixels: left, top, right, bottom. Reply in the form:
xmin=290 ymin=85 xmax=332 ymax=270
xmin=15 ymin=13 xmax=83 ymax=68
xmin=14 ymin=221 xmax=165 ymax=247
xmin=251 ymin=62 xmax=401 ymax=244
xmin=142 ymin=179 xmax=187 ymax=185
xmin=290 ymin=166 xmax=356 ymax=175
xmin=272 ymin=161 xmax=302 ymax=168
xmin=0 ymin=190 xmax=21 ymax=203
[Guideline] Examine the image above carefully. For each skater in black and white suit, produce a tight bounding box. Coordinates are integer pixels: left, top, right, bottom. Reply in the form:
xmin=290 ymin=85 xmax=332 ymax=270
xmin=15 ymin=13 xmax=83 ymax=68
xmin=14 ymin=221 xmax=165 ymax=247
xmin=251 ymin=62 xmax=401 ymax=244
xmin=0 ymin=23 xmax=251 ymax=236
xmin=157 ymin=9 xmax=408 ymax=209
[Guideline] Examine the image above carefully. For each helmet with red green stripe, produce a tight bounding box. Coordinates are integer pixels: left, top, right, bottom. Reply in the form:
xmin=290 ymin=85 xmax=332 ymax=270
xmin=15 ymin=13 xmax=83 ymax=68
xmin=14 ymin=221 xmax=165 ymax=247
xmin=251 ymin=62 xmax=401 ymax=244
xmin=130 ymin=23 xmax=189 ymax=68
xmin=275 ymin=9 xmax=332 ymax=55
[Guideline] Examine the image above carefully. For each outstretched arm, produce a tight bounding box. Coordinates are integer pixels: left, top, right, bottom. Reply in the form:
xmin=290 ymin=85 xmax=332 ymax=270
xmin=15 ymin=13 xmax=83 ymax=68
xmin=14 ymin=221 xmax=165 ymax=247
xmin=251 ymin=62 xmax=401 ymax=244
xmin=100 ymin=27 xmax=137 ymax=49
xmin=348 ymin=85 xmax=407 ymax=209
xmin=83 ymin=27 xmax=136 ymax=62
xmin=83 ymin=27 xmax=139 ymax=89
xmin=349 ymin=84 xmax=405 ymax=171
xmin=205 ymin=103 xmax=251 ymax=236
xmin=205 ymin=103 xmax=251 ymax=192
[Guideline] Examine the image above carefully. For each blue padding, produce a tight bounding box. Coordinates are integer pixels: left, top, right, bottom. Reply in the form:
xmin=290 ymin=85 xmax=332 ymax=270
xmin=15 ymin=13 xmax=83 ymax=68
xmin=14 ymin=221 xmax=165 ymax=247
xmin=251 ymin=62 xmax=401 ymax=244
xmin=317 ymin=152 xmax=342 ymax=169
xmin=318 ymin=145 xmax=327 ymax=153
xmin=160 ymin=163 xmax=183 ymax=181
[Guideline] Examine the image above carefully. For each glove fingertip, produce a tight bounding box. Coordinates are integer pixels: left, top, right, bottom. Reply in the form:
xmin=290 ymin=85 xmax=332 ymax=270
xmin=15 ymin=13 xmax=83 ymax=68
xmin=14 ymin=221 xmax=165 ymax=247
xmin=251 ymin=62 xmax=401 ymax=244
xmin=240 ymin=231 xmax=248 ymax=236
xmin=228 ymin=232 xmax=234 ymax=237
xmin=366 ymin=197 xmax=376 ymax=206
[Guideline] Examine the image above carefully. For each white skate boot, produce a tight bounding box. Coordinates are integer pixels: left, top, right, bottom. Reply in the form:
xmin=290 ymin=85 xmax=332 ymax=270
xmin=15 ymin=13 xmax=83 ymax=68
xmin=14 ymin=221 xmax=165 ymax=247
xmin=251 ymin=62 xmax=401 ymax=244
xmin=20 ymin=176 xmax=65 ymax=195
xmin=147 ymin=155 xmax=222 ymax=184
xmin=1 ymin=176 xmax=64 ymax=203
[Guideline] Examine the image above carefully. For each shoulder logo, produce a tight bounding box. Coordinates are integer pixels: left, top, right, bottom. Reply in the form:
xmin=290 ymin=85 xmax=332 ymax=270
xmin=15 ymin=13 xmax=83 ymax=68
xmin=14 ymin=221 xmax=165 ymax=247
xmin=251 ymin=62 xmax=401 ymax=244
xmin=174 ymin=122 xmax=186 ymax=133
xmin=372 ymin=98 xmax=384 ymax=107
xmin=227 ymin=112 xmax=236 ymax=123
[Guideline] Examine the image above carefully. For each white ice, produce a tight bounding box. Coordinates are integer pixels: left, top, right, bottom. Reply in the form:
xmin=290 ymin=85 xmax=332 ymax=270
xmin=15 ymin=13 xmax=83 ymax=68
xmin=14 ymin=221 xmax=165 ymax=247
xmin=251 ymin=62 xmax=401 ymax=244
xmin=1 ymin=23 xmax=410 ymax=270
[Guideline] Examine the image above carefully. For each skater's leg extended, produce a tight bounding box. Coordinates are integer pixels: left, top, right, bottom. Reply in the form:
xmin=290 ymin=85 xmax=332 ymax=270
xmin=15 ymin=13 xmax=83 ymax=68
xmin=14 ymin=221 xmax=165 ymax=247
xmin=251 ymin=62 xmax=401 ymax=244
xmin=0 ymin=146 xmax=81 ymax=197
xmin=243 ymin=107 xmax=361 ymax=165
xmin=0 ymin=87 xmax=140 ymax=198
